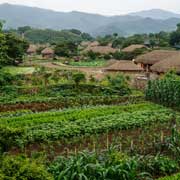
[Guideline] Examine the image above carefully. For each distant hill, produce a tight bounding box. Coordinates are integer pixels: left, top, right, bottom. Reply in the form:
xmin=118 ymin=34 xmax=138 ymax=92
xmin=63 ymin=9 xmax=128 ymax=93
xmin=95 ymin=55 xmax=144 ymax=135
xmin=129 ymin=9 xmax=180 ymax=20
xmin=0 ymin=3 xmax=180 ymax=36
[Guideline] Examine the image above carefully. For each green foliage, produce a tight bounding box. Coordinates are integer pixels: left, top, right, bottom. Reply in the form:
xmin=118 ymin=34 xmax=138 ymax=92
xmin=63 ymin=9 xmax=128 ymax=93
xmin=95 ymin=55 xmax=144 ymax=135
xmin=17 ymin=28 xmax=92 ymax=44
xmin=158 ymin=173 xmax=180 ymax=180
xmin=0 ymin=155 xmax=53 ymax=180
xmin=0 ymin=125 xmax=24 ymax=152
xmin=86 ymin=50 xmax=100 ymax=60
xmin=72 ymin=72 xmax=86 ymax=85
xmin=55 ymin=41 xmax=78 ymax=57
xmin=139 ymin=155 xmax=179 ymax=177
xmin=0 ymin=23 xmax=29 ymax=66
xmin=145 ymin=71 xmax=180 ymax=108
xmin=18 ymin=26 xmax=32 ymax=34
xmin=49 ymin=149 xmax=179 ymax=180
xmin=0 ymin=27 xmax=8 ymax=66
xmin=69 ymin=59 xmax=107 ymax=67
xmin=5 ymin=33 xmax=29 ymax=64
xmin=170 ymin=24 xmax=180 ymax=46
xmin=0 ymin=71 xmax=14 ymax=86
xmin=48 ymin=150 xmax=148 ymax=180
xmin=106 ymin=74 xmax=131 ymax=95
xmin=0 ymin=103 xmax=175 ymax=145
xmin=112 ymin=48 xmax=146 ymax=60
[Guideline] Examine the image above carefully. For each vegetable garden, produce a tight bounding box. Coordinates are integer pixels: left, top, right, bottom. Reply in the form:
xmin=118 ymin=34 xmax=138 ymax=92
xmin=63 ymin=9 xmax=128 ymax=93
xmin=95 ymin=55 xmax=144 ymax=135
xmin=1 ymin=101 xmax=180 ymax=179
xmin=1 ymin=68 xmax=180 ymax=179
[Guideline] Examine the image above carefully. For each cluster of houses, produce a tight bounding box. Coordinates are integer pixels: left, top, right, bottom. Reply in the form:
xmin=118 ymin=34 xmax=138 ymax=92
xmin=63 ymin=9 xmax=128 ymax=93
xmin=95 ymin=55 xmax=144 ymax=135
xmin=27 ymin=45 xmax=54 ymax=59
xmin=27 ymin=42 xmax=180 ymax=77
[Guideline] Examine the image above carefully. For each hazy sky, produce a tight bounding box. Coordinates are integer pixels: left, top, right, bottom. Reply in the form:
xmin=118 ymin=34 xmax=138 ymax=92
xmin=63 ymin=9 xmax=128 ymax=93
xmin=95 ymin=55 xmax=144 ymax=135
xmin=0 ymin=0 xmax=180 ymax=15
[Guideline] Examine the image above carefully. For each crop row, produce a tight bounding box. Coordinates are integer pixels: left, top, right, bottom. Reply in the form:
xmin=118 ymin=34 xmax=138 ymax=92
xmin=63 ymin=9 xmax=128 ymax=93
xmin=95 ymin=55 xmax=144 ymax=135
xmin=0 ymin=102 xmax=178 ymax=146
xmin=0 ymin=95 xmax=144 ymax=112
xmin=0 ymin=103 xmax=161 ymax=125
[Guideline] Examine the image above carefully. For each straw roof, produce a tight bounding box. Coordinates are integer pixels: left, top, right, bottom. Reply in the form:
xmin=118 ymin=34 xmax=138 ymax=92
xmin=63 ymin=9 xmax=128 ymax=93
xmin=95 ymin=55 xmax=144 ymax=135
xmin=105 ymin=60 xmax=143 ymax=72
xmin=27 ymin=45 xmax=37 ymax=53
xmin=135 ymin=50 xmax=179 ymax=65
xmin=89 ymin=41 xmax=99 ymax=47
xmin=41 ymin=47 xmax=54 ymax=55
xmin=81 ymin=41 xmax=91 ymax=47
xmin=84 ymin=46 xmax=118 ymax=55
xmin=122 ymin=44 xmax=146 ymax=52
xmin=151 ymin=52 xmax=180 ymax=73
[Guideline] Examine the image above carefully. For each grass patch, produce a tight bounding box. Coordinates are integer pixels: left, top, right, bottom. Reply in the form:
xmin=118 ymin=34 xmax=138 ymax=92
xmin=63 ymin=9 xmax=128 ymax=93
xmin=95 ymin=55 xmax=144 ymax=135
xmin=2 ymin=66 xmax=35 ymax=75
xmin=68 ymin=59 xmax=107 ymax=67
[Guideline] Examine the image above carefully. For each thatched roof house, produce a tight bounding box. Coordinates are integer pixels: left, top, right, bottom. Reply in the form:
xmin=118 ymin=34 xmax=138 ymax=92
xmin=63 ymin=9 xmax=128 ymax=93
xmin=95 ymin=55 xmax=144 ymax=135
xmin=80 ymin=41 xmax=91 ymax=47
xmin=27 ymin=45 xmax=37 ymax=55
xmin=122 ymin=44 xmax=146 ymax=53
xmin=151 ymin=52 xmax=180 ymax=74
xmin=84 ymin=46 xmax=118 ymax=55
xmin=104 ymin=60 xmax=143 ymax=72
xmin=89 ymin=41 xmax=99 ymax=47
xmin=135 ymin=50 xmax=179 ymax=72
xmin=135 ymin=50 xmax=178 ymax=65
xmin=41 ymin=47 xmax=54 ymax=59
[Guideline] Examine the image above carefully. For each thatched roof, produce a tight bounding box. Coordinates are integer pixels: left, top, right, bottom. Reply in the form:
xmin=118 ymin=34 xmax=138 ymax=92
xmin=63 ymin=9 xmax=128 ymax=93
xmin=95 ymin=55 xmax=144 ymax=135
xmin=27 ymin=45 xmax=37 ymax=53
xmin=122 ymin=44 xmax=146 ymax=52
xmin=41 ymin=47 xmax=54 ymax=55
xmin=135 ymin=50 xmax=179 ymax=65
xmin=80 ymin=41 xmax=91 ymax=47
xmin=105 ymin=60 xmax=143 ymax=72
xmin=84 ymin=46 xmax=118 ymax=55
xmin=89 ymin=41 xmax=99 ymax=47
xmin=151 ymin=52 xmax=180 ymax=73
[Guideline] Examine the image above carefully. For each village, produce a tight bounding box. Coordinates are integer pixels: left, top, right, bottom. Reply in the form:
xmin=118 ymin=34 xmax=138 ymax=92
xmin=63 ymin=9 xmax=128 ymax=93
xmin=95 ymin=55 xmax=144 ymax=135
xmin=1 ymin=2 xmax=180 ymax=180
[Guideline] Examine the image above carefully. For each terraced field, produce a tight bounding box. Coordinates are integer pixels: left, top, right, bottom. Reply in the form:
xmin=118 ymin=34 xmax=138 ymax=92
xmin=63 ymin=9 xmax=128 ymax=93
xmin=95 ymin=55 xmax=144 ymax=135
xmin=0 ymin=102 xmax=177 ymax=146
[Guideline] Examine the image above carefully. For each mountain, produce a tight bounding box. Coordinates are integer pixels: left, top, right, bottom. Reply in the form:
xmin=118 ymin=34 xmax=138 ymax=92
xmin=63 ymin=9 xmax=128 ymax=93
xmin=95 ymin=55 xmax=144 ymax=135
xmin=129 ymin=9 xmax=180 ymax=20
xmin=0 ymin=3 xmax=180 ymax=36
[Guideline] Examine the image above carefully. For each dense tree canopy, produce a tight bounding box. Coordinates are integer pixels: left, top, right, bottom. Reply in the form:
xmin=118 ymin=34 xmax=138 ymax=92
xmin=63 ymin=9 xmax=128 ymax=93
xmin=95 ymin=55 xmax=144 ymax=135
xmin=0 ymin=23 xmax=29 ymax=66
xmin=170 ymin=24 xmax=180 ymax=46
xmin=55 ymin=41 xmax=78 ymax=57
xmin=9 ymin=27 xmax=93 ymax=44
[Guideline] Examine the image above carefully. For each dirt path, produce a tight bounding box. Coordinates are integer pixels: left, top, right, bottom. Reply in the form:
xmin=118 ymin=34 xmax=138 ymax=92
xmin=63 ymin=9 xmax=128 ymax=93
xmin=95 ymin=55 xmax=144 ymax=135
xmin=36 ymin=61 xmax=117 ymax=80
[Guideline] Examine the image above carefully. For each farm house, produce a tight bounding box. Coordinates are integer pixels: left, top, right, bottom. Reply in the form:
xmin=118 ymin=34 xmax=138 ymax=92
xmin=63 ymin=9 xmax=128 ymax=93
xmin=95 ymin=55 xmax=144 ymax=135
xmin=151 ymin=52 xmax=180 ymax=74
xmin=104 ymin=60 xmax=143 ymax=74
xmin=27 ymin=45 xmax=37 ymax=56
xmin=41 ymin=47 xmax=54 ymax=59
xmin=134 ymin=50 xmax=179 ymax=72
xmin=122 ymin=44 xmax=147 ymax=53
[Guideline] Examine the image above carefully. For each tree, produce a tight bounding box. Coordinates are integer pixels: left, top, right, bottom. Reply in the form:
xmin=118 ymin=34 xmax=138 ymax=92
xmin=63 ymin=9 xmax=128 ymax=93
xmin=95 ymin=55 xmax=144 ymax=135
xmin=81 ymin=33 xmax=93 ymax=41
xmin=69 ymin=29 xmax=82 ymax=35
xmin=72 ymin=72 xmax=86 ymax=86
xmin=5 ymin=33 xmax=29 ymax=65
xmin=55 ymin=41 xmax=78 ymax=57
xmin=17 ymin=26 xmax=31 ymax=38
xmin=87 ymin=50 xmax=99 ymax=60
xmin=106 ymin=74 xmax=131 ymax=95
xmin=170 ymin=24 xmax=180 ymax=46
xmin=0 ymin=22 xmax=9 ymax=66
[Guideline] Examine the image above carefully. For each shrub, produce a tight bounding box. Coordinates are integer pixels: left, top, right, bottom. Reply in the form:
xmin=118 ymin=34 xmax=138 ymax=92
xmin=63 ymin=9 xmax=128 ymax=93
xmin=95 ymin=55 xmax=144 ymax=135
xmin=0 ymin=155 xmax=53 ymax=180
xmin=72 ymin=72 xmax=86 ymax=86
xmin=139 ymin=155 xmax=179 ymax=176
xmin=0 ymin=71 xmax=14 ymax=86
xmin=0 ymin=125 xmax=24 ymax=153
xmin=106 ymin=74 xmax=131 ymax=95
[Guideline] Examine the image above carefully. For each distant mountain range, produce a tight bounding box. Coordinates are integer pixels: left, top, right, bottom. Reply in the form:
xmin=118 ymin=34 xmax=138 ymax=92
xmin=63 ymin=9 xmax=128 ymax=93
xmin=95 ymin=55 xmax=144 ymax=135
xmin=0 ymin=3 xmax=180 ymax=36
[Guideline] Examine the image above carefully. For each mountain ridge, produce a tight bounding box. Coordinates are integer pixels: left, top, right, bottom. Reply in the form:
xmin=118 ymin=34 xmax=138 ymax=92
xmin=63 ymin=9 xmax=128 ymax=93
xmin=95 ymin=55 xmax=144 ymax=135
xmin=0 ymin=3 xmax=180 ymax=36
